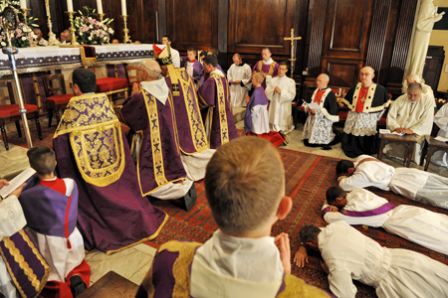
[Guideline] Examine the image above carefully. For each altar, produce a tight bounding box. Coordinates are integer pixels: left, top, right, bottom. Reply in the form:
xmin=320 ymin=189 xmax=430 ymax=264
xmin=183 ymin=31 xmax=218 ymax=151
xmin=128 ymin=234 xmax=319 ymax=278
xmin=0 ymin=44 xmax=156 ymax=106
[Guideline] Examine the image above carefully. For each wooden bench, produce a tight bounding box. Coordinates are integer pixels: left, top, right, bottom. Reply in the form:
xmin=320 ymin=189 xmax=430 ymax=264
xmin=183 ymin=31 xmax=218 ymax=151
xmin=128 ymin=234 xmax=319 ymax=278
xmin=424 ymin=136 xmax=448 ymax=171
xmin=78 ymin=271 xmax=138 ymax=298
xmin=378 ymin=133 xmax=425 ymax=167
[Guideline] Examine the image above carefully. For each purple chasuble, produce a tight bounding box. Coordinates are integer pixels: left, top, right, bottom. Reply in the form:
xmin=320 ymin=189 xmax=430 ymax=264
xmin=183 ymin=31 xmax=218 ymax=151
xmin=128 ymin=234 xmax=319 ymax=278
xmin=121 ymin=91 xmax=187 ymax=195
xmin=20 ymin=176 xmax=78 ymax=238
xmin=198 ymin=74 xmax=238 ymax=149
xmin=165 ymin=68 xmax=209 ymax=154
xmin=0 ymin=231 xmax=49 ymax=298
xmin=253 ymin=60 xmax=279 ymax=77
xmin=245 ymin=86 xmax=268 ymax=133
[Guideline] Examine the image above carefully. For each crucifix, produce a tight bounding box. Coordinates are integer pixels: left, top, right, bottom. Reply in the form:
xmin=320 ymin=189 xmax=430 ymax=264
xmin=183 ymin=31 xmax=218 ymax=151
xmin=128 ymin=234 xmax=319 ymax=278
xmin=283 ymin=27 xmax=302 ymax=77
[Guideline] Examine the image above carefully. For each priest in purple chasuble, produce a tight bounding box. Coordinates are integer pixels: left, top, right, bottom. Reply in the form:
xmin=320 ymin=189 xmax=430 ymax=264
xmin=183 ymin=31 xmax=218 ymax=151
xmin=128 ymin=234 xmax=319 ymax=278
xmin=121 ymin=59 xmax=197 ymax=210
xmin=253 ymin=48 xmax=279 ymax=85
xmin=0 ymin=180 xmax=49 ymax=298
xmin=198 ymin=55 xmax=238 ymax=149
xmin=152 ymin=44 xmax=215 ymax=181
xmin=53 ymin=68 xmax=167 ymax=253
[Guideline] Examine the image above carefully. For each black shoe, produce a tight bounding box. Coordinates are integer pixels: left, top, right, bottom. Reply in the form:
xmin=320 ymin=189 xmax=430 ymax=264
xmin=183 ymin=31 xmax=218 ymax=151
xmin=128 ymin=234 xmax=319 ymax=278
xmin=321 ymin=145 xmax=332 ymax=150
xmin=172 ymin=184 xmax=197 ymax=211
xmin=304 ymin=139 xmax=321 ymax=148
xmin=70 ymin=275 xmax=86 ymax=297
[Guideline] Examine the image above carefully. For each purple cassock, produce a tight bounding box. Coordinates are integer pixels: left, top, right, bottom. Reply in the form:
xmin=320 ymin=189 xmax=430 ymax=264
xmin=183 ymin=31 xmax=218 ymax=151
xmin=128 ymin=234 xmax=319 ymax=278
xmin=245 ymin=86 xmax=268 ymax=133
xmin=20 ymin=176 xmax=78 ymax=239
xmin=121 ymin=90 xmax=188 ymax=195
xmin=184 ymin=60 xmax=203 ymax=82
xmin=52 ymin=93 xmax=167 ymax=253
xmin=253 ymin=60 xmax=279 ymax=77
xmin=0 ymin=231 xmax=49 ymax=298
xmin=198 ymin=73 xmax=238 ymax=149
xmin=165 ymin=67 xmax=209 ymax=154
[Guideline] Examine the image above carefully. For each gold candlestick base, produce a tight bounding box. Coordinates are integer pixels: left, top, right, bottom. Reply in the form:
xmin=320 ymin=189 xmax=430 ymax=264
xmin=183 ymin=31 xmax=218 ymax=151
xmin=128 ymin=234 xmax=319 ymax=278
xmin=122 ymin=15 xmax=132 ymax=44
xmin=98 ymin=13 xmax=105 ymax=22
xmin=67 ymin=11 xmax=79 ymax=45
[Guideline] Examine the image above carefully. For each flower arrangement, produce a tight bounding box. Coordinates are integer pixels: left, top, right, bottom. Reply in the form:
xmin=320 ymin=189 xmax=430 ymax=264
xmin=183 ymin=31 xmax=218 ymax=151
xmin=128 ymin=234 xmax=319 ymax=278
xmin=0 ymin=1 xmax=38 ymax=48
xmin=74 ymin=7 xmax=114 ymax=45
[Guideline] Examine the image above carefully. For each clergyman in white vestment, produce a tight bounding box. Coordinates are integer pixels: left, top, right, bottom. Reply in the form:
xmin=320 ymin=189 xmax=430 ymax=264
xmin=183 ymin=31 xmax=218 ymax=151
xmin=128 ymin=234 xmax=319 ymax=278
xmin=266 ymin=62 xmax=296 ymax=133
xmin=337 ymin=155 xmax=448 ymax=210
xmin=322 ymin=187 xmax=448 ymax=255
xmin=299 ymin=221 xmax=448 ymax=298
xmin=385 ymin=82 xmax=434 ymax=163
xmin=227 ymin=53 xmax=252 ymax=108
xmin=432 ymin=102 xmax=448 ymax=167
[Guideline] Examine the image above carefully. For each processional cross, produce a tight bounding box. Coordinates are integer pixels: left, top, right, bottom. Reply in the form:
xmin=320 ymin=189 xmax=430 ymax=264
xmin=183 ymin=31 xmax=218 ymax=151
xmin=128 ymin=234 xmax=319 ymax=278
xmin=283 ymin=28 xmax=302 ymax=77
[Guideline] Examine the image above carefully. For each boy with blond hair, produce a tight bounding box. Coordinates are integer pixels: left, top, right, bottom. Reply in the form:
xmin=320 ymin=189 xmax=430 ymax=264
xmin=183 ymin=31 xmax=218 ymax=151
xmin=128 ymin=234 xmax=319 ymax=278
xmin=137 ymin=137 xmax=329 ymax=297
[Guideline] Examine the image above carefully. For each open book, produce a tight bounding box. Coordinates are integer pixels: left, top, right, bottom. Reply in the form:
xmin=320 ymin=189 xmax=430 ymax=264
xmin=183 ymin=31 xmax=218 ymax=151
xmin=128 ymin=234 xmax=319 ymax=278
xmin=0 ymin=168 xmax=36 ymax=199
xmin=379 ymin=129 xmax=405 ymax=136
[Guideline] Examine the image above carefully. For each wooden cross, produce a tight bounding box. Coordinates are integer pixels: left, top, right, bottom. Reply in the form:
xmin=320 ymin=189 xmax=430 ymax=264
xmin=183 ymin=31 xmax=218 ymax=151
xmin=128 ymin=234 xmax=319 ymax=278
xmin=283 ymin=28 xmax=302 ymax=77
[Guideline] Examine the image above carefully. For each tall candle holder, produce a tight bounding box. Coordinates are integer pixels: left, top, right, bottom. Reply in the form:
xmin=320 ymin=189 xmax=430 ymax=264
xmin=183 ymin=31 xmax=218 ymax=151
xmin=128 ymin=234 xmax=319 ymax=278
xmin=122 ymin=15 xmax=131 ymax=43
xmin=45 ymin=0 xmax=59 ymax=45
xmin=67 ymin=11 xmax=79 ymax=45
xmin=98 ymin=13 xmax=105 ymax=22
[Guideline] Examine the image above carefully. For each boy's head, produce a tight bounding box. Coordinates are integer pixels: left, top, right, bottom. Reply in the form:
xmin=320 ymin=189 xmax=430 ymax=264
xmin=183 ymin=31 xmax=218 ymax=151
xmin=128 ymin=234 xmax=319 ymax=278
xmin=205 ymin=137 xmax=292 ymax=236
xmin=336 ymin=160 xmax=355 ymax=177
xmin=251 ymin=72 xmax=265 ymax=87
xmin=27 ymin=147 xmax=57 ymax=177
xmin=325 ymin=186 xmax=347 ymax=209
xmin=187 ymin=48 xmax=196 ymax=61
xmin=72 ymin=68 xmax=96 ymax=95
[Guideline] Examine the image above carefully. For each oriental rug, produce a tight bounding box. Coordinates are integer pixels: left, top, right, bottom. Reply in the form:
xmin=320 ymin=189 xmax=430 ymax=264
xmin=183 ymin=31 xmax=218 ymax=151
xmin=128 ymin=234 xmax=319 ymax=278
xmin=149 ymin=148 xmax=448 ymax=297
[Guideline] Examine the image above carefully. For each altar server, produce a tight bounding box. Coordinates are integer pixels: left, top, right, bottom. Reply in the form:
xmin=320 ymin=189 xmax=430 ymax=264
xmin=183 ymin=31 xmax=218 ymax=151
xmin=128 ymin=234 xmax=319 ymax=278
xmin=266 ymin=62 xmax=296 ymax=134
xmin=53 ymin=68 xmax=167 ymax=252
xmin=184 ymin=48 xmax=203 ymax=84
xmin=302 ymin=73 xmax=339 ymax=148
xmin=227 ymin=53 xmax=252 ymax=108
xmin=253 ymin=48 xmax=279 ymax=81
xmin=432 ymin=102 xmax=448 ymax=167
xmin=322 ymin=186 xmax=448 ymax=255
xmin=136 ymin=137 xmax=330 ymax=298
xmin=336 ymin=155 xmax=448 ymax=210
xmin=121 ymin=59 xmax=197 ymax=210
xmin=162 ymin=35 xmax=181 ymax=68
xmin=245 ymin=72 xmax=270 ymax=135
xmin=340 ymin=66 xmax=389 ymax=157
xmin=299 ymin=221 xmax=448 ymax=298
xmin=385 ymin=82 xmax=434 ymax=163
xmin=21 ymin=147 xmax=90 ymax=297
xmin=199 ymin=55 xmax=238 ymax=149
xmin=1 ymin=181 xmax=49 ymax=298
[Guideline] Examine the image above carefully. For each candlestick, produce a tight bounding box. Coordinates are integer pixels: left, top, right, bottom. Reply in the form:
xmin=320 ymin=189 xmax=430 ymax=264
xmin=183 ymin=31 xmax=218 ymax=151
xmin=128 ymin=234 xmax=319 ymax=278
xmin=96 ymin=0 xmax=103 ymax=14
xmin=45 ymin=0 xmax=59 ymax=46
xmin=66 ymin=0 xmax=73 ymax=12
xmin=121 ymin=0 xmax=127 ymax=16
xmin=122 ymin=15 xmax=131 ymax=44
xmin=98 ymin=13 xmax=104 ymax=22
xmin=67 ymin=11 xmax=78 ymax=45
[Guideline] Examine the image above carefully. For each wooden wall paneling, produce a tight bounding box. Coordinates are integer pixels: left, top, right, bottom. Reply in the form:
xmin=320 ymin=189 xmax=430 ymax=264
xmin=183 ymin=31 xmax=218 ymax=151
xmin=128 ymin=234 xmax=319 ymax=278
xmin=295 ymin=0 xmax=310 ymax=79
xmin=323 ymin=59 xmax=364 ymax=87
xmin=306 ymin=0 xmax=328 ymax=76
xmin=158 ymin=0 xmax=167 ymax=41
xmin=165 ymin=0 xmax=219 ymax=51
xmin=388 ymin=0 xmax=419 ymax=93
xmin=127 ymin=0 xmax=157 ymax=43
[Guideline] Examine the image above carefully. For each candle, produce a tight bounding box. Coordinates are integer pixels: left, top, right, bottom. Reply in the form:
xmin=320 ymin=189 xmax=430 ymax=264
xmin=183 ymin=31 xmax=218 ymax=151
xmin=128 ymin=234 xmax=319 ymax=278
xmin=66 ymin=0 xmax=73 ymax=12
xmin=96 ymin=0 xmax=103 ymax=15
xmin=121 ymin=0 xmax=127 ymax=16
xmin=20 ymin=0 xmax=27 ymax=9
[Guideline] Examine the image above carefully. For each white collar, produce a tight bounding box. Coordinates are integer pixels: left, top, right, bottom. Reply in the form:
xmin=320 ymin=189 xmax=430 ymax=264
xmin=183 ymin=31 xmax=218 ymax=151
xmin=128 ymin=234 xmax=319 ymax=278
xmin=140 ymin=78 xmax=169 ymax=105
xmin=211 ymin=69 xmax=225 ymax=77
xmin=263 ymin=58 xmax=274 ymax=65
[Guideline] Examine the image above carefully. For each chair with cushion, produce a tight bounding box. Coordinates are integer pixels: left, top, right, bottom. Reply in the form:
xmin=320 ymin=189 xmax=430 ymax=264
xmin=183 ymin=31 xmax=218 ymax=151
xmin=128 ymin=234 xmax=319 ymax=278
xmin=97 ymin=64 xmax=130 ymax=105
xmin=0 ymin=79 xmax=42 ymax=150
xmin=43 ymin=73 xmax=73 ymax=127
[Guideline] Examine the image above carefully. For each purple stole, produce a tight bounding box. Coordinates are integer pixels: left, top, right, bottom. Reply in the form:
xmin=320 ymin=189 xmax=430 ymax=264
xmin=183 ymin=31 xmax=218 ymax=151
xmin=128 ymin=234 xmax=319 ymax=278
xmin=342 ymin=203 xmax=395 ymax=217
xmin=20 ymin=177 xmax=78 ymax=243
xmin=165 ymin=67 xmax=209 ymax=154
xmin=245 ymin=86 xmax=268 ymax=133
xmin=0 ymin=230 xmax=49 ymax=298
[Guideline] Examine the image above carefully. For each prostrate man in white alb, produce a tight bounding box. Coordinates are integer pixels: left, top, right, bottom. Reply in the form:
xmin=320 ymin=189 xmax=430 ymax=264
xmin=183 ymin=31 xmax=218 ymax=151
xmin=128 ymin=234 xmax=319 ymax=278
xmin=265 ymin=62 xmax=296 ymax=134
xmin=321 ymin=186 xmax=448 ymax=255
xmin=336 ymin=155 xmax=448 ymax=210
xmin=385 ymin=82 xmax=434 ymax=163
xmin=298 ymin=221 xmax=448 ymax=298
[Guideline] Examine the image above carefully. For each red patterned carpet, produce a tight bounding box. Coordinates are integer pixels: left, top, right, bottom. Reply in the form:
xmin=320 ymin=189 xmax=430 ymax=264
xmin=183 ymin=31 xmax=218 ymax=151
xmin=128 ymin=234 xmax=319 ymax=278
xmin=149 ymin=148 xmax=448 ymax=297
